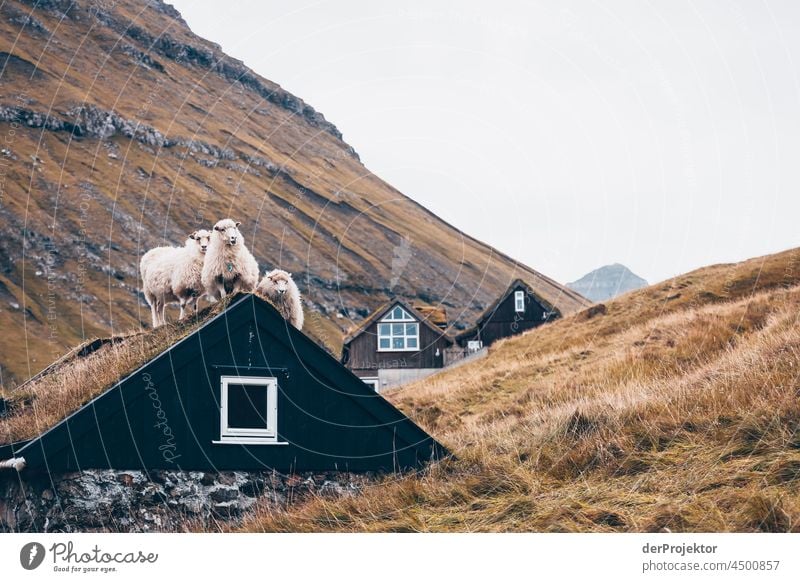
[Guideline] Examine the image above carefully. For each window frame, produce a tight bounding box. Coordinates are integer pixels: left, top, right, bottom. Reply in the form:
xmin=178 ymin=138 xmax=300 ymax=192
xmin=218 ymin=375 xmax=278 ymax=444
xmin=514 ymin=290 xmax=525 ymax=313
xmin=361 ymin=377 xmax=381 ymax=392
xmin=377 ymin=306 xmax=420 ymax=352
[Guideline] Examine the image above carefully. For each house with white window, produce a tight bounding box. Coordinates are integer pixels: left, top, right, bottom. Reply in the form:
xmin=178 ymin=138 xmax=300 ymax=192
xmin=0 ymin=294 xmax=446 ymax=477
xmin=455 ymin=279 xmax=560 ymax=349
xmin=341 ymin=300 xmax=453 ymax=392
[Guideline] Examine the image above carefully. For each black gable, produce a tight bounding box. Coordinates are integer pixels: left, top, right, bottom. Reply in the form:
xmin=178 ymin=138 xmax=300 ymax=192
xmin=12 ymin=295 xmax=447 ymax=473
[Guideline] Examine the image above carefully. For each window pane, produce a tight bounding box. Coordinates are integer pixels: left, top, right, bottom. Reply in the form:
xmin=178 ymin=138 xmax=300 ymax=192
xmin=379 ymin=338 xmax=390 ymax=349
xmin=393 ymin=307 xmax=404 ymax=319
xmin=392 ymin=323 xmax=404 ymax=335
xmin=407 ymin=337 xmax=417 ymax=348
xmin=227 ymin=384 xmax=268 ymax=429
xmin=378 ymin=323 xmax=390 ymax=336
xmin=393 ymin=337 xmax=404 ymax=349
xmin=406 ymin=323 xmax=417 ymax=336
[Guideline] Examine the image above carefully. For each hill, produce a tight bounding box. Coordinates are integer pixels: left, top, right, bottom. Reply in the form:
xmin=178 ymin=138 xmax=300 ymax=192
xmin=567 ymin=263 xmax=648 ymax=302
xmin=0 ymin=0 xmax=587 ymax=386
xmin=241 ymin=246 xmax=800 ymax=532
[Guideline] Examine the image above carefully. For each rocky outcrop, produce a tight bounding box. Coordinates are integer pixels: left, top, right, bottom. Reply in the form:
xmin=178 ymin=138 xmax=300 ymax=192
xmin=0 ymin=469 xmax=372 ymax=532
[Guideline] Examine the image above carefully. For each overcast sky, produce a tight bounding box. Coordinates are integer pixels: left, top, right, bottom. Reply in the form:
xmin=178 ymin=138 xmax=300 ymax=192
xmin=171 ymin=0 xmax=800 ymax=285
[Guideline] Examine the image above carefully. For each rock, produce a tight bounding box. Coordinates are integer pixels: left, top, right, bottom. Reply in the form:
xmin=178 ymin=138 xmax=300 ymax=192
xmin=209 ymin=487 xmax=239 ymax=503
xmin=0 ymin=469 xmax=370 ymax=532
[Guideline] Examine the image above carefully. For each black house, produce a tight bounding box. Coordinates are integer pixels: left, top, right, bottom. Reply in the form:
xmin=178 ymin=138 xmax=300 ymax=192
xmin=0 ymin=295 xmax=446 ymax=474
xmin=456 ymin=279 xmax=560 ymax=349
xmin=341 ymin=300 xmax=453 ymax=391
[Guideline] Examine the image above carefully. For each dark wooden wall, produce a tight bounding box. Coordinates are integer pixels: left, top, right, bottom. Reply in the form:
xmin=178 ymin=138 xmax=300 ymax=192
xmin=343 ymin=317 xmax=450 ymax=372
xmin=459 ymin=284 xmax=559 ymax=347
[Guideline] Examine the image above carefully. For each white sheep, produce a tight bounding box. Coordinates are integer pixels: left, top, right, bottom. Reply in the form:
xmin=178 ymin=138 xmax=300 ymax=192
xmin=171 ymin=229 xmax=212 ymax=320
xmin=201 ymin=218 xmax=260 ymax=301
xmin=140 ymin=243 xmax=183 ymax=328
xmin=256 ymin=269 xmax=304 ymax=330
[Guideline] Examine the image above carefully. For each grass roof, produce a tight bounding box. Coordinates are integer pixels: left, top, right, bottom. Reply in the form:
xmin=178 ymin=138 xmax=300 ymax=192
xmin=0 ymin=297 xmax=239 ymax=446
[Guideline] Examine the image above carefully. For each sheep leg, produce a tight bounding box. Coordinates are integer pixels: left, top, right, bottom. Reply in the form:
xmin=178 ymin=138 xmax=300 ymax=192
xmin=178 ymin=299 xmax=186 ymax=321
xmin=158 ymin=299 xmax=167 ymax=327
xmin=150 ymin=301 xmax=159 ymax=328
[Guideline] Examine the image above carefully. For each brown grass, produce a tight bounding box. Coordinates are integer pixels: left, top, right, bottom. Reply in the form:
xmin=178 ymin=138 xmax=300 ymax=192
xmin=239 ymin=248 xmax=800 ymax=532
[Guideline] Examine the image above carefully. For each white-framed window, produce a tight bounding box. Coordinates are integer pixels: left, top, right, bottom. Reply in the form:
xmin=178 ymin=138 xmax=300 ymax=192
xmin=361 ymin=377 xmax=380 ymax=392
xmin=467 ymin=340 xmax=483 ymax=352
xmin=218 ymin=375 xmax=278 ymax=443
xmin=514 ymin=290 xmax=525 ymax=313
xmin=377 ymin=306 xmax=419 ymax=352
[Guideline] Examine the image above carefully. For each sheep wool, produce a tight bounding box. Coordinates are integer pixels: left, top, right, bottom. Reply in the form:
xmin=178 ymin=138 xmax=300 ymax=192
xmin=201 ymin=218 xmax=260 ymax=301
xmin=140 ymin=238 xmax=191 ymax=327
xmin=171 ymin=229 xmax=212 ymax=320
xmin=255 ymin=269 xmax=304 ymax=330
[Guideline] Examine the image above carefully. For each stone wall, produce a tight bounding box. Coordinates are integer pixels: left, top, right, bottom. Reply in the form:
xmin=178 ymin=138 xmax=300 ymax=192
xmin=0 ymin=469 xmax=372 ymax=532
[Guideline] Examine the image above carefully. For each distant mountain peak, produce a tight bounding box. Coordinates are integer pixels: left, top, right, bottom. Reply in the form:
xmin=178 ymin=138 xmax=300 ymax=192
xmin=567 ymin=264 xmax=648 ymax=302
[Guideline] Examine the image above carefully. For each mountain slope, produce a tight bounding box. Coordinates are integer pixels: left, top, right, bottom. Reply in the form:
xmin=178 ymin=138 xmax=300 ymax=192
xmin=0 ymin=0 xmax=587 ymax=385
xmin=567 ymin=263 xmax=648 ymax=302
xmin=242 ymin=246 xmax=800 ymax=532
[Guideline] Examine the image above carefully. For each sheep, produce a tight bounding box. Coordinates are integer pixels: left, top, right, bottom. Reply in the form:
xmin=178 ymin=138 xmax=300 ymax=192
xmin=170 ymin=229 xmax=212 ymax=320
xmin=140 ymin=242 xmax=184 ymax=328
xmin=256 ymin=269 xmax=304 ymax=330
xmin=201 ymin=218 xmax=260 ymax=301
xmin=140 ymin=232 xmax=206 ymax=327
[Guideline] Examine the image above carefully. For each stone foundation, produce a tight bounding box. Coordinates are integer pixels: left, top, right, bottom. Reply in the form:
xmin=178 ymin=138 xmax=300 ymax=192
xmin=0 ymin=469 xmax=373 ymax=532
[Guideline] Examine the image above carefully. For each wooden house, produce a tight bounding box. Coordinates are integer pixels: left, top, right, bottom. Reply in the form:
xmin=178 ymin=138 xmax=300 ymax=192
xmin=456 ymin=279 xmax=560 ymax=349
xmin=0 ymin=294 xmax=447 ymax=474
xmin=341 ymin=300 xmax=453 ymax=391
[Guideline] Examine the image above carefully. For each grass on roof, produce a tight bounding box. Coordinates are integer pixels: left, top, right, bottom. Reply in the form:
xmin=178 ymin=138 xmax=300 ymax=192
xmin=0 ymin=297 xmax=234 ymax=446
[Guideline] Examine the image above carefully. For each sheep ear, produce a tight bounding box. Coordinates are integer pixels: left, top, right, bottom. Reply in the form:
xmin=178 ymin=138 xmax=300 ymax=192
xmin=235 ymin=221 xmax=241 ymax=227
xmin=189 ymin=231 xmax=198 ymax=240
xmin=214 ymin=225 xmax=222 ymax=231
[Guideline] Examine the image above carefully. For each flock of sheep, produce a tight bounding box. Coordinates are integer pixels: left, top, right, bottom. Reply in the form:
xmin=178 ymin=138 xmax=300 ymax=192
xmin=139 ymin=218 xmax=304 ymax=330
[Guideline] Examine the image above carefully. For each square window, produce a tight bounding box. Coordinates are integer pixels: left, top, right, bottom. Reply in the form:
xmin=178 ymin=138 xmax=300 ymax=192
xmin=227 ymin=384 xmax=268 ymax=429
xmin=392 ymin=323 xmax=404 ymax=335
xmin=219 ymin=376 xmax=277 ymax=442
xmin=406 ymin=323 xmax=416 ymax=335
xmin=407 ymin=337 xmax=418 ymax=348
xmin=393 ymin=337 xmax=404 ymax=349
xmin=378 ymin=323 xmax=390 ymax=335
xmin=379 ymin=338 xmax=390 ymax=349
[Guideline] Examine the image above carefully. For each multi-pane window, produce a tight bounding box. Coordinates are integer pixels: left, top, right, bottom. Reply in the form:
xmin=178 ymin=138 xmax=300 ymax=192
xmin=514 ymin=290 xmax=525 ymax=312
xmin=377 ymin=306 xmax=419 ymax=351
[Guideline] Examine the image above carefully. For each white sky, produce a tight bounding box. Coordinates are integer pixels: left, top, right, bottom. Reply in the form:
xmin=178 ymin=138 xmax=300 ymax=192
xmin=170 ymin=0 xmax=800 ymax=284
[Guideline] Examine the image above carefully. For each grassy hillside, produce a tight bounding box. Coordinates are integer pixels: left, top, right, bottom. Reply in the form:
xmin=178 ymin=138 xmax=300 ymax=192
xmin=241 ymin=247 xmax=800 ymax=532
xmin=0 ymin=0 xmax=586 ymax=385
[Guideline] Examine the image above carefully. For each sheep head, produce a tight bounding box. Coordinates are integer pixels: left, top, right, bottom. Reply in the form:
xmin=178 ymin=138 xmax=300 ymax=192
xmin=263 ymin=269 xmax=293 ymax=297
xmin=212 ymin=218 xmax=243 ymax=246
xmin=188 ymin=229 xmax=212 ymax=254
